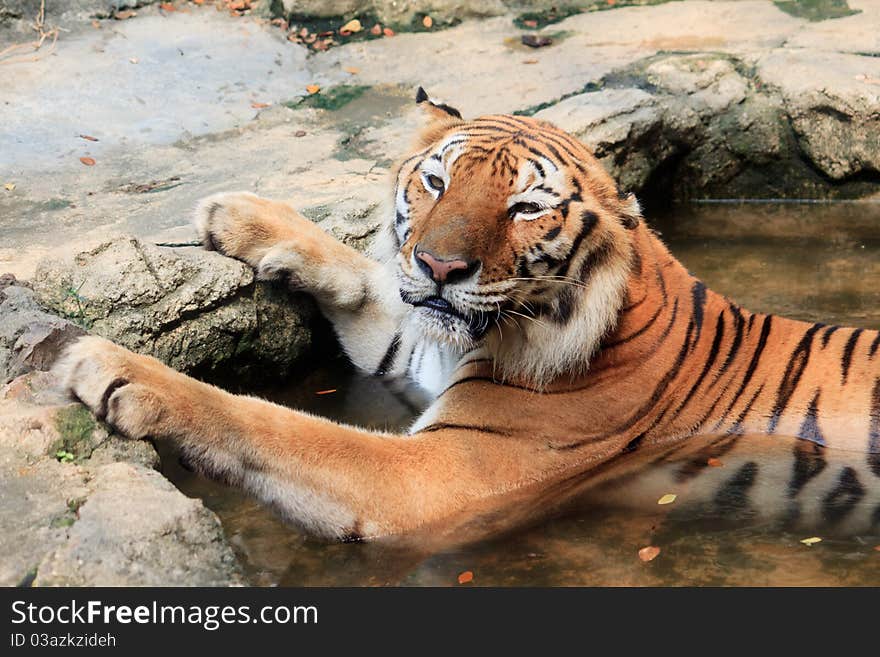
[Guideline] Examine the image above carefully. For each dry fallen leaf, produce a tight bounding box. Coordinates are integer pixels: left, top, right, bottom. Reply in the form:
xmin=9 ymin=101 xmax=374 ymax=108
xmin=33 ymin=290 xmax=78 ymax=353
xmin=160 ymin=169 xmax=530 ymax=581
xmin=383 ymin=27 xmax=395 ymax=37
xmin=457 ymin=570 xmax=474 ymax=584
xmin=315 ymin=389 xmax=337 ymax=395
xmin=313 ymin=39 xmax=329 ymax=51
xmin=193 ymin=0 xmax=204 ymax=4
xmin=638 ymin=546 xmax=661 ymax=562
xmin=523 ymin=59 xmax=538 ymax=64
xmin=79 ymin=134 xmax=99 ymax=142
xmin=707 ymin=457 xmax=723 ymax=467
xmin=160 ymin=2 xmax=176 ymax=11
xmin=115 ymin=9 xmax=136 ymax=20
xmin=4 ymin=183 xmax=15 ymax=191
xmin=422 ymin=15 xmax=433 ymax=28
xmin=294 ymin=130 xmax=307 ymax=137
xmin=370 ymin=23 xmax=382 ymax=36
xmin=340 ymin=19 xmax=362 ymax=33
xmin=344 ymin=66 xmax=360 ymax=74
xmin=800 ymin=537 xmax=822 ymax=546
xmin=306 ymin=84 xmax=320 ymax=94
xmin=251 ymin=102 xmax=270 ymax=109
xmin=91 ymin=19 xmax=101 ymax=29
xmin=523 ymin=19 xmax=538 ymax=28
xmin=657 ymin=493 xmax=677 ymax=505
xmin=79 ymin=157 xmax=96 ymax=166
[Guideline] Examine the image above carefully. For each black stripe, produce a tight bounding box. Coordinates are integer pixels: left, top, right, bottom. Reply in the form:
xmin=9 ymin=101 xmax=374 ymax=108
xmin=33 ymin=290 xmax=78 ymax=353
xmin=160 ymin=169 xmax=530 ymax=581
xmin=726 ymin=383 xmax=765 ymax=435
xmin=840 ymin=328 xmax=863 ymax=384
xmin=621 ymin=432 xmax=646 ymax=454
xmin=416 ymin=422 xmax=512 ymax=437
xmin=822 ymin=466 xmax=865 ymax=524
xmin=715 ymin=315 xmax=773 ymax=427
xmin=869 ymin=332 xmax=880 ymax=359
xmin=767 ymin=323 xmax=823 ymax=434
xmin=374 ymin=333 xmax=401 ymax=377
xmin=669 ymin=310 xmax=725 ymax=416
xmin=821 ymin=324 xmax=839 ymax=347
xmin=555 ymin=319 xmax=696 ymax=450
xmin=868 ymin=378 xmax=880 ymax=477
xmin=788 ymin=439 xmax=827 ymax=498
xmin=797 ymin=389 xmax=826 ymax=447
xmin=674 ymin=434 xmax=740 ymax=483
xmin=602 ymin=302 xmax=665 ymax=349
xmin=474 ymin=116 xmax=525 ymax=132
xmin=690 ymin=280 xmax=707 ymax=350
xmin=713 ymin=461 xmax=759 ymax=515
xmin=97 ymin=378 xmax=129 ymax=422
xmin=711 ymin=304 xmax=745 ymax=387
xmin=543 ymin=226 xmax=562 ymax=241
xmin=563 ymin=211 xmax=598 ymax=278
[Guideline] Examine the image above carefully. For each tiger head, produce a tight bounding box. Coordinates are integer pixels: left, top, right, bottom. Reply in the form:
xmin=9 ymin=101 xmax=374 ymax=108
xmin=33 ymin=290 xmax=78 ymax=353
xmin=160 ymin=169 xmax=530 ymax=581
xmin=387 ymin=89 xmax=642 ymax=384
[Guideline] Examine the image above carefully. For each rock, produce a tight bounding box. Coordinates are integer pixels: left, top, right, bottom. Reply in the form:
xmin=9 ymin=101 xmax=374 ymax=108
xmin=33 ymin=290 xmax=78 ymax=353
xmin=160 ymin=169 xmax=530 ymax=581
xmin=34 ymin=462 xmax=243 ymax=586
xmin=755 ymin=49 xmax=880 ymax=181
xmin=267 ymin=0 xmax=507 ymax=25
xmin=536 ymin=51 xmax=879 ymax=206
xmin=0 ymin=277 xmax=86 ymax=384
xmin=0 ymin=380 xmax=241 ymax=587
xmin=30 ymin=237 xmax=316 ymax=381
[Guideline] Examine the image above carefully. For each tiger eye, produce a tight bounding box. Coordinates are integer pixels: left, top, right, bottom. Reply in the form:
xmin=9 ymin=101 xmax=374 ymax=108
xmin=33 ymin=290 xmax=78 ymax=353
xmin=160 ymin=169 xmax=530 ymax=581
xmin=426 ymin=174 xmax=445 ymax=191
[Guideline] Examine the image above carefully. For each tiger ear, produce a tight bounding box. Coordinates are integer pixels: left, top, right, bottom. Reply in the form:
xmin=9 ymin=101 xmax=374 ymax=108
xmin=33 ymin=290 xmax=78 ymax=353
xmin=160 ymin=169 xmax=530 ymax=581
xmin=618 ymin=191 xmax=642 ymax=229
xmin=414 ymin=86 xmax=463 ymax=147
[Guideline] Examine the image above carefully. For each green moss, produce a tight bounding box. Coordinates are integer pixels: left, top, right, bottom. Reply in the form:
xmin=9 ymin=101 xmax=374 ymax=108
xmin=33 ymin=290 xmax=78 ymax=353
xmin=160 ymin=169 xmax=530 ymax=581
xmin=285 ymin=85 xmax=371 ymax=112
xmin=50 ymin=515 xmax=76 ymax=528
xmin=408 ymin=12 xmax=461 ymax=32
xmin=279 ymin=10 xmax=459 ymax=48
xmin=52 ymin=405 xmax=97 ymax=463
xmin=513 ymin=80 xmax=605 ymax=117
xmin=513 ymin=0 xmax=680 ymax=30
xmin=514 ymin=6 xmax=582 ymax=29
xmin=39 ymin=198 xmax=73 ymax=211
xmin=773 ymin=0 xmax=859 ymax=21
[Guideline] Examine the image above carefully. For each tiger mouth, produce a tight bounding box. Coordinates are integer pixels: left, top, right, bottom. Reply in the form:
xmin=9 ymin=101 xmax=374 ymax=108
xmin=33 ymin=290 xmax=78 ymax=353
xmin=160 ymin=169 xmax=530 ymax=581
xmin=405 ymin=293 xmax=493 ymax=338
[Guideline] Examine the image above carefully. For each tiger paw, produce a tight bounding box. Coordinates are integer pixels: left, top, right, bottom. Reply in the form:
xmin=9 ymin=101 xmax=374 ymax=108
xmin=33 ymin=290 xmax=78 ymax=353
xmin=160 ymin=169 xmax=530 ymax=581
xmin=193 ymin=191 xmax=297 ymax=268
xmin=54 ymin=336 xmax=168 ymax=440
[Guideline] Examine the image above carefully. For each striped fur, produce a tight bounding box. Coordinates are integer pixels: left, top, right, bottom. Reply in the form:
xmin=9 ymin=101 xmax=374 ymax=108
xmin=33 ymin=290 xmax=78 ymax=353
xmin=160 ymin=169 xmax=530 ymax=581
xmin=54 ymin=95 xmax=880 ymax=541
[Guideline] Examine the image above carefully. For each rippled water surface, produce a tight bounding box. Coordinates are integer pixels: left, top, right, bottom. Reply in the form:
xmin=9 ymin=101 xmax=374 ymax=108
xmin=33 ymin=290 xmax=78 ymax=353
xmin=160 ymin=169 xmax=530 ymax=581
xmin=162 ymin=201 xmax=880 ymax=586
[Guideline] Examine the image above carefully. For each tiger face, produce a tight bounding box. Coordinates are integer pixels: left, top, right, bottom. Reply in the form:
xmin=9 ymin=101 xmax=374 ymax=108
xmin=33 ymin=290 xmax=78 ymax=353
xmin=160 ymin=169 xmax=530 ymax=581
xmin=392 ymin=90 xmax=641 ymax=352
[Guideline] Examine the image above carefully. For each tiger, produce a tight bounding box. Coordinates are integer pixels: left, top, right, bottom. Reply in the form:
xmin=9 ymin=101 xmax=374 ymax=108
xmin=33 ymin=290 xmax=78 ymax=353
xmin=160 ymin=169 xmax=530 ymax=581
xmin=56 ymin=88 xmax=880 ymax=542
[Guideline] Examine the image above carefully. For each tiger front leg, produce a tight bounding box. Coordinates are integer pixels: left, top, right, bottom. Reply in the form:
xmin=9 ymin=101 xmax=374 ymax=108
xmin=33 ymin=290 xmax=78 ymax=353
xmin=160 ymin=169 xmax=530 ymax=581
xmin=55 ymin=336 xmax=529 ymax=539
xmin=194 ymin=192 xmax=409 ymax=375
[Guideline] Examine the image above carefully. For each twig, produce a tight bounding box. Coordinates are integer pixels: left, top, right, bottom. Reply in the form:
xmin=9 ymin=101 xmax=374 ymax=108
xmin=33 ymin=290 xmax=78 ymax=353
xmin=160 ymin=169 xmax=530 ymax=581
xmin=0 ymin=0 xmax=60 ymax=65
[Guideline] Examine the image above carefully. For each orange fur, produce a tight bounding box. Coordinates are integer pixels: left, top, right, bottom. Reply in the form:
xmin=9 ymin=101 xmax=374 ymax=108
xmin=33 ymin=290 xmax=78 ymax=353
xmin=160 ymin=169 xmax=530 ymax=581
xmin=56 ymin=101 xmax=880 ymax=541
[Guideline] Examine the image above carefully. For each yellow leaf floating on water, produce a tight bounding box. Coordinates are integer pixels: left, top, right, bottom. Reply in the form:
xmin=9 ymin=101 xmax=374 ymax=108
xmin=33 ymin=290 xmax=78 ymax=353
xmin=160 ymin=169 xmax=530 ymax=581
xmin=657 ymin=493 xmax=677 ymax=505
xmin=801 ymin=537 xmax=822 ymax=546
xmin=305 ymin=84 xmax=320 ymax=94
xmin=638 ymin=546 xmax=660 ymax=562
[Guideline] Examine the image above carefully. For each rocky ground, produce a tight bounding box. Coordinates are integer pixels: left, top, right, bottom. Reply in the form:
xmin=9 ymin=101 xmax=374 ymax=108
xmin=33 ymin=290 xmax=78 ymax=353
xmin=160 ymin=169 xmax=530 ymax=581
xmin=0 ymin=0 xmax=878 ymax=586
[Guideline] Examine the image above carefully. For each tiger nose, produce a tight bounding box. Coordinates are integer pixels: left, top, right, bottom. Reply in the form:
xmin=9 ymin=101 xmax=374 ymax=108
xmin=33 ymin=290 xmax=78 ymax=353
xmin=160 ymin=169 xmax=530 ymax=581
xmin=414 ymin=246 xmax=478 ymax=284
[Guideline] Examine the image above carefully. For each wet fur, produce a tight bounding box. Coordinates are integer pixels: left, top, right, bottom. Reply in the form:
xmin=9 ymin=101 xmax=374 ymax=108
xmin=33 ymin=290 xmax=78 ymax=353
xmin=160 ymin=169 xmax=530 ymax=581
xmin=56 ymin=96 xmax=880 ymax=541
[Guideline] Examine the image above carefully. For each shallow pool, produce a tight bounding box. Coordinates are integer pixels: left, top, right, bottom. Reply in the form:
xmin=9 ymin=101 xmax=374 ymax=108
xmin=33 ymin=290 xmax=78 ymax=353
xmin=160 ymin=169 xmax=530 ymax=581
xmin=161 ymin=201 xmax=880 ymax=586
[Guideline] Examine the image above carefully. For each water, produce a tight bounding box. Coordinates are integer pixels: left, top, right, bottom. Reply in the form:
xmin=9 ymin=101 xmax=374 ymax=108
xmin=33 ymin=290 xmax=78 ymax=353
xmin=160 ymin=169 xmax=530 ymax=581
xmin=161 ymin=201 xmax=880 ymax=586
